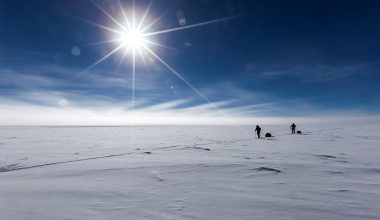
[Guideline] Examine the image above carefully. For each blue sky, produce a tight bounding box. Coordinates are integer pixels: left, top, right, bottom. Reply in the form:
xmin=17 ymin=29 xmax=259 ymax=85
xmin=0 ymin=0 xmax=379 ymax=125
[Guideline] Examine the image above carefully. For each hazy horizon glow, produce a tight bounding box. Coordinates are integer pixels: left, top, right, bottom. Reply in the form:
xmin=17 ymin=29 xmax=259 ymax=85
xmin=1 ymin=93 xmax=378 ymax=126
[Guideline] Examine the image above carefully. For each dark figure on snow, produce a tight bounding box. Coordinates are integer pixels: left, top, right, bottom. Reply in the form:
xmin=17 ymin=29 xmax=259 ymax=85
xmin=255 ymin=125 xmax=262 ymax=138
xmin=290 ymin=123 xmax=296 ymax=134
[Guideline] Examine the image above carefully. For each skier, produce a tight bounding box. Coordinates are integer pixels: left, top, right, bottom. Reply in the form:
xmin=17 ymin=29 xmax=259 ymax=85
xmin=255 ymin=125 xmax=262 ymax=139
xmin=290 ymin=123 xmax=296 ymax=134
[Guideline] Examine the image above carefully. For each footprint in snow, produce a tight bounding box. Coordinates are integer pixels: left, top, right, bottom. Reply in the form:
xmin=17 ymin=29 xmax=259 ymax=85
xmin=316 ymin=154 xmax=338 ymax=159
xmin=192 ymin=146 xmax=210 ymax=151
xmin=324 ymin=171 xmax=344 ymax=175
xmin=255 ymin=167 xmax=281 ymax=173
xmin=247 ymin=167 xmax=281 ymax=177
xmin=151 ymin=171 xmax=164 ymax=181
xmin=248 ymin=167 xmax=282 ymax=175
xmin=333 ymin=189 xmax=351 ymax=193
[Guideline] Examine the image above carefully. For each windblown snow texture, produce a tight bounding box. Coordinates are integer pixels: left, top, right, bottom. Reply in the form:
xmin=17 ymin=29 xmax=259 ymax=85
xmin=0 ymin=124 xmax=379 ymax=219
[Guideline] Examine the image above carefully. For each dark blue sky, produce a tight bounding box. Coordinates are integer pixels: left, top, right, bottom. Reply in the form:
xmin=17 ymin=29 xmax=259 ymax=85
xmin=1 ymin=0 xmax=380 ymax=120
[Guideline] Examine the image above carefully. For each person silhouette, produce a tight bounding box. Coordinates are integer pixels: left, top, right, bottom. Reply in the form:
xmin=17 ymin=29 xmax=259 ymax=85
xmin=290 ymin=123 xmax=296 ymax=134
xmin=255 ymin=125 xmax=262 ymax=139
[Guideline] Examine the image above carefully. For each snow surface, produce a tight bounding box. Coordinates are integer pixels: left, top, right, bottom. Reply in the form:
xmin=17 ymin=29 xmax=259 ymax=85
xmin=0 ymin=124 xmax=380 ymax=219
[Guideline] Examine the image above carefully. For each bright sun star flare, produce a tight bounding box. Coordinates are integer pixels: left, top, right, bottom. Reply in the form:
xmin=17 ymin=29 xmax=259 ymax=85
xmin=121 ymin=29 xmax=146 ymax=49
xmin=83 ymin=0 xmax=238 ymax=114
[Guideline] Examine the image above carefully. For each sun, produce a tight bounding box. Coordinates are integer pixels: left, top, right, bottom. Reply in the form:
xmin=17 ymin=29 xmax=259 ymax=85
xmin=83 ymin=1 xmax=238 ymax=111
xmin=85 ymin=1 xmax=237 ymax=67
xmin=121 ymin=28 xmax=146 ymax=49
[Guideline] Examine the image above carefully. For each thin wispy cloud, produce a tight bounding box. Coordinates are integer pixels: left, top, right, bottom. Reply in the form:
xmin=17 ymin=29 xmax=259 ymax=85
xmin=0 ymin=64 xmax=160 ymax=92
xmin=247 ymin=62 xmax=373 ymax=83
xmin=0 ymin=88 xmax=377 ymax=126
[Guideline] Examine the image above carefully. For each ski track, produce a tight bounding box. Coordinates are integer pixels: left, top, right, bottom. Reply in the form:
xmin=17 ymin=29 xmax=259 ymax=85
xmin=0 ymin=152 xmax=132 ymax=173
xmin=0 ymin=128 xmax=367 ymax=174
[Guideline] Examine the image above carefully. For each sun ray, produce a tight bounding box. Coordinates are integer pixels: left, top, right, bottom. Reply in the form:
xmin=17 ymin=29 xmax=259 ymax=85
xmin=144 ymin=15 xmax=240 ymax=37
xmin=132 ymin=48 xmax=136 ymax=111
xmin=118 ymin=0 xmax=133 ymax=30
xmin=132 ymin=0 xmax=136 ymax=28
xmin=114 ymin=46 xmax=130 ymax=75
xmin=143 ymin=39 xmax=178 ymax=51
xmin=139 ymin=6 xmax=174 ymax=33
xmin=82 ymin=44 xmax=125 ymax=73
xmin=91 ymin=0 xmax=128 ymax=32
xmin=137 ymin=0 xmax=153 ymax=30
xmin=143 ymin=45 xmax=213 ymax=105
xmin=137 ymin=47 xmax=153 ymax=78
xmin=76 ymin=17 xmax=124 ymax=35
xmin=142 ymin=44 xmax=248 ymax=135
xmin=81 ymin=38 xmax=123 ymax=47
